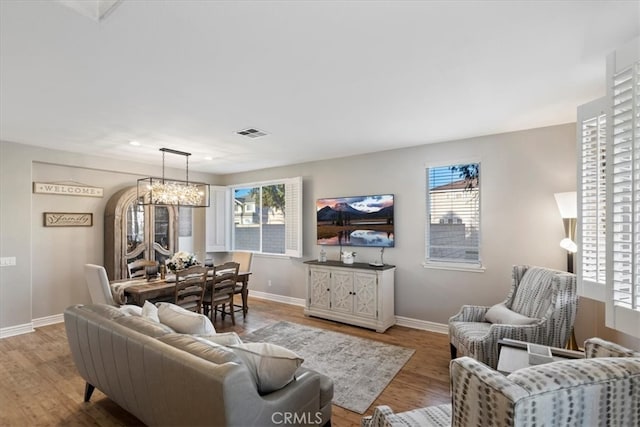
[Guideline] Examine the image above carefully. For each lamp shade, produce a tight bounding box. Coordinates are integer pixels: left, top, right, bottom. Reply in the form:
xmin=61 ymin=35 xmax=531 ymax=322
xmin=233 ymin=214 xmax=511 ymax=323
xmin=554 ymin=192 xmax=577 ymax=218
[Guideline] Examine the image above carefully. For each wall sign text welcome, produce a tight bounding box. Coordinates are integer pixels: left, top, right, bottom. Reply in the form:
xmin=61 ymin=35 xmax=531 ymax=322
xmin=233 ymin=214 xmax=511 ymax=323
xmin=33 ymin=182 xmax=104 ymax=197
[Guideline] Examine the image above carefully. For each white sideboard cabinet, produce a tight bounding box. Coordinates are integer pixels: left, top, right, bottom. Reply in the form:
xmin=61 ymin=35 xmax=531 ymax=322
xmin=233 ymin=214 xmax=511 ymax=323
xmin=304 ymin=260 xmax=396 ymax=333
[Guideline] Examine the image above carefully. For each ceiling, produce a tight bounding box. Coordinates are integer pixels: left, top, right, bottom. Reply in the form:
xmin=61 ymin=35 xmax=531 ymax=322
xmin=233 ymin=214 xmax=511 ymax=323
xmin=1 ymin=1 xmax=639 ymax=174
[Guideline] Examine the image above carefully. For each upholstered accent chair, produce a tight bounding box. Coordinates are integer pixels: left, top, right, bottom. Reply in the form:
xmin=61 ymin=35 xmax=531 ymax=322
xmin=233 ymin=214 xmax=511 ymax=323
xmin=84 ymin=264 xmax=141 ymax=314
xmin=361 ymin=338 xmax=640 ymax=427
xmin=449 ymin=265 xmax=577 ymax=369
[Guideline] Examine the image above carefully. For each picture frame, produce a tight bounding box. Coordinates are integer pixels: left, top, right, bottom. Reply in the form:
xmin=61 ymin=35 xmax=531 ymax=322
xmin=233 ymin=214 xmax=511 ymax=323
xmin=43 ymin=212 xmax=93 ymax=227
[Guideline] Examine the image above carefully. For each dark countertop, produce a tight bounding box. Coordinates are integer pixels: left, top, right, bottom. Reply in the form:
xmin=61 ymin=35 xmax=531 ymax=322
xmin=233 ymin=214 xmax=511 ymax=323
xmin=304 ymin=259 xmax=395 ymax=271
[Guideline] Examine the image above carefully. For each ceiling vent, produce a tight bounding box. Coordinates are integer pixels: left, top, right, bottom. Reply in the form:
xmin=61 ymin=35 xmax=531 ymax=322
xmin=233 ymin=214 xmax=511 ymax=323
xmin=236 ymin=128 xmax=268 ymax=138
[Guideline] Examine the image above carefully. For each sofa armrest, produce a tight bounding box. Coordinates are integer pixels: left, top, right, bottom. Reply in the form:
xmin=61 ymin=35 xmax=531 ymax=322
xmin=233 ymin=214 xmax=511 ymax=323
xmin=449 ymin=305 xmax=491 ymax=323
xmin=584 ymin=337 xmax=640 ymax=358
xmin=225 ymin=367 xmax=328 ymax=426
xmin=450 ymin=357 xmax=528 ymax=426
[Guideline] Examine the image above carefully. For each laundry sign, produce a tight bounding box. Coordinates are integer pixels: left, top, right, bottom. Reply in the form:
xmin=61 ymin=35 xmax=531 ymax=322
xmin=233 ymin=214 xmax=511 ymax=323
xmin=33 ymin=182 xmax=104 ymax=197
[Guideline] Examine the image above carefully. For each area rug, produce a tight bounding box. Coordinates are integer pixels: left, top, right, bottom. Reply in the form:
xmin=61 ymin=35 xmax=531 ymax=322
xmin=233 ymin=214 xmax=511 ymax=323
xmin=242 ymin=321 xmax=415 ymax=414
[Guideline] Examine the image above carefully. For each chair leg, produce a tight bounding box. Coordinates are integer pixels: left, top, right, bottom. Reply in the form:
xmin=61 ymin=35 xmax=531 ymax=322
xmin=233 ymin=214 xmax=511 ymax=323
xmin=450 ymin=343 xmax=457 ymax=359
xmin=230 ymin=301 xmax=235 ymax=325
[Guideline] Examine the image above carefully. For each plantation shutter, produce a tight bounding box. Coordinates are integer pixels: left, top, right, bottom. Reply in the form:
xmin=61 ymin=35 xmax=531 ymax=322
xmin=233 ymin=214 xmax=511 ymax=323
xmin=607 ymin=37 xmax=640 ymax=337
xmin=577 ymin=97 xmax=607 ymax=301
xmin=284 ymin=176 xmax=303 ymax=257
xmin=426 ymin=164 xmax=480 ymax=265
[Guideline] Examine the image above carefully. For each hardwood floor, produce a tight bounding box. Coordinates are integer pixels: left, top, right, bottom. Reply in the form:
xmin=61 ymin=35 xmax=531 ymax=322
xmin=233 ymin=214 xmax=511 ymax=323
xmin=0 ymin=297 xmax=452 ymax=426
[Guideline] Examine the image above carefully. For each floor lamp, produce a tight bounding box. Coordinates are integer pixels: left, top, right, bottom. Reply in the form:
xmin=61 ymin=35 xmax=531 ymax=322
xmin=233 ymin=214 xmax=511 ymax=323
xmin=554 ymin=191 xmax=579 ymax=350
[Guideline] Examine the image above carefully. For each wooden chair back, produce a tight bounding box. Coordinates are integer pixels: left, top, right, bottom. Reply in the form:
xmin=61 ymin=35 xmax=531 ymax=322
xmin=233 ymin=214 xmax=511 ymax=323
xmin=204 ymin=261 xmax=239 ymax=324
xmin=174 ymin=265 xmax=209 ymax=312
xmin=127 ymin=259 xmax=158 ymax=279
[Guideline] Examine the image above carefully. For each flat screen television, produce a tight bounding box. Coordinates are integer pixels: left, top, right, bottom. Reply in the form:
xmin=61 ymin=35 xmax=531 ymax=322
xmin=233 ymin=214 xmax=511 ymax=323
xmin=316 ymin=194 xmax=394 ymax=247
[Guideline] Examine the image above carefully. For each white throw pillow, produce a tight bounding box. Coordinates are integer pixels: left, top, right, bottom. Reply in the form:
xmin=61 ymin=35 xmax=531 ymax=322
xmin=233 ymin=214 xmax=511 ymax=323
xmin=118 ymin=304 xmax=143 ymax=316
xmin=485 ymin=303 xmax=539 ymax=325
xmin=229 ymin=343 xmax=304 ymax=394
xmin=142 ymin=301 xmax=160 ymax=323
xmin=195 ymin=332 xmax=243 ymax=346
xmin=156 ymin=302 xmax=216 ymax=335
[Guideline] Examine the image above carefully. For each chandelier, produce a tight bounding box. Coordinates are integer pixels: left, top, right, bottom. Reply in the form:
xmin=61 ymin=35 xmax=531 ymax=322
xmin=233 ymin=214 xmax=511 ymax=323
xmin=137 ymin=148 xmax=210 ymax=207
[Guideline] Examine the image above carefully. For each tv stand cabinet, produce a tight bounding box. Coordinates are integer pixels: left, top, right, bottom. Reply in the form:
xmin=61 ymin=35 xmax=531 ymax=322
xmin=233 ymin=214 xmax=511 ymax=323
xmin=304 ymin=260 xmax=396 ymax=333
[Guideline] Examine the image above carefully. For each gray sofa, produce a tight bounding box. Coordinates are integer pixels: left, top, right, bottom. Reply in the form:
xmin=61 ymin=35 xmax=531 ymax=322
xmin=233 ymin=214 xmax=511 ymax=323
xmin=64 ymin=304 xmax=333 ymax=426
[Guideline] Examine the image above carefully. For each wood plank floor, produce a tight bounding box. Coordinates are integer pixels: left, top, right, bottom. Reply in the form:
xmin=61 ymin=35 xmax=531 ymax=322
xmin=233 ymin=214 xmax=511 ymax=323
xmin=0 ymin=297 xmax=451 ymax=426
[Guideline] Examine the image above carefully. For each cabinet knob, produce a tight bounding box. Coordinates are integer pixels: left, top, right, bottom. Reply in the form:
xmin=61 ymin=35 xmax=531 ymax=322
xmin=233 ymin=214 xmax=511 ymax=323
xmin=327 ymin=288 xmax=330 ymax=292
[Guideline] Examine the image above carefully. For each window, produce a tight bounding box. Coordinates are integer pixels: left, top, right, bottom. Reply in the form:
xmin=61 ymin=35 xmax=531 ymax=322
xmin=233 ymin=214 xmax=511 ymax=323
xmin=230 ymin=177 xmax=302 ymax=257
xmin=577 ymin=97 xmax=608 ymax=301
xmin=606 ymin=38 xmax=640 ymax=337
xmin=425 ymin=163 xmax=481 ymax=268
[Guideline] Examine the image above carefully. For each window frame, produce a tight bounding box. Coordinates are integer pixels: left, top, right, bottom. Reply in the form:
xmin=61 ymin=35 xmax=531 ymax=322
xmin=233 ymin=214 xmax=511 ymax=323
xmin=424 ymin=160 xmax=484 ymax=272
xmin=229 ymin=176 xmax=302 ymax=258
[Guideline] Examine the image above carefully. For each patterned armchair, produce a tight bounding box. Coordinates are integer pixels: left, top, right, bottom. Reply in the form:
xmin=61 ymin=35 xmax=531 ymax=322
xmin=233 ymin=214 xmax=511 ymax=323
xmin=448 ymin=265 xmax=577 ymax=369
xmin=361 ymin=338 xmax=640 ymax=427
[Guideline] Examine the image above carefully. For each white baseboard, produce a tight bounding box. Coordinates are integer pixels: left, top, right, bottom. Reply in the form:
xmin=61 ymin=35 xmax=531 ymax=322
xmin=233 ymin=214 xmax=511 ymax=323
xmin=250 ymin=290 xmax=448 ymax=334
xmin=250 ymin=290 xmax=306 ymax=307
xmin=1 ymin=313 xmax=65 ymax=339
xmin=33 ymin=313 xmax=64 ymax=328
xmin=0 ymin=322 xmax=34 ymax=339
xmin=1 ymin=297 xmax=448 ymax=338
xmin=392 ymin=316 xmax=448 ymax=335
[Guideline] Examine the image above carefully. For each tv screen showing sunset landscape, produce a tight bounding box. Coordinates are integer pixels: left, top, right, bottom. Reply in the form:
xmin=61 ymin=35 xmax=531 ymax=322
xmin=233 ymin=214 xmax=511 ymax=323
xmin=316 ymin=194 xmax=394 ymax=247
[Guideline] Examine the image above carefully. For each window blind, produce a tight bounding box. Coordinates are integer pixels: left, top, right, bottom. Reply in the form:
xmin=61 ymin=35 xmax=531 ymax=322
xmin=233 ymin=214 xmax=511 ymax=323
xmin=426 ymin=164 xmax=480 ymax=265
xmin=284 ymin=176 xmax=303 ymax=258
xmin=607 ymin=37 xmax=640 ymax=337
xmin=577 ymin=98 xmax=607 ymax=301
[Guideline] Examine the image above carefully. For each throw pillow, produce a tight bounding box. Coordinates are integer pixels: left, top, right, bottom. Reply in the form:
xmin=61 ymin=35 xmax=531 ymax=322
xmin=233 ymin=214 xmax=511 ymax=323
xmin=156 ymin=302 xmax=216 ymax=335
xmin=118 ymin=304 xmax=143 ymax=316
xmin=485 ymin=303 xmax=539 ymax=325
xmin=229 ymin=342 xmax=304 ymax=394
xmin=114 ymin=315 xmax=175 ymax=337
xmin=195 ymin=332 xmax=243 ymax=346
xmin=158 ymin=334 xmax=242 ymax=365
xmin=142 ymin=301 xmax=159 ymax=322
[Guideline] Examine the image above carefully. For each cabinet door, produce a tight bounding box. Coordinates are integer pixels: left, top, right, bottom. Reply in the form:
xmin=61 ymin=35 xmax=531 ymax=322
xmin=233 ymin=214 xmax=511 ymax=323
xmin=309 ymin=268 xmax=331 ymax=309
xmin=353 ymin=272 xmax=377 ymax=318
xmin=331 ymin=270 xmax=353 ymax=314
xmin=150 ymin=205 xmax=175 ymax=265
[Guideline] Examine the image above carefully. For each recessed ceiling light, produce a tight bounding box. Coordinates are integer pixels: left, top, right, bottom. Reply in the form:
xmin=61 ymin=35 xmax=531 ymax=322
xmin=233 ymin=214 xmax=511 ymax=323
xmin=129 ymin=141 xmax=140 ymax=146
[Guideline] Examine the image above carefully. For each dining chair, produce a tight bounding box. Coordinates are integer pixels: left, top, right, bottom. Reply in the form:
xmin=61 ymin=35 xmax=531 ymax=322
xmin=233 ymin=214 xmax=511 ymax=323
xmin=173 ymin=265 xmax=209 ymax=313
xmin=127 ymin=259 xmax=158 ymax=279
xmin=231 ymin=251 xmax=253 ymax=314
xmin=85 ymin=264 xmax=118 ymax=306
xmin=203 ymin=261 xmax=239 ymax=325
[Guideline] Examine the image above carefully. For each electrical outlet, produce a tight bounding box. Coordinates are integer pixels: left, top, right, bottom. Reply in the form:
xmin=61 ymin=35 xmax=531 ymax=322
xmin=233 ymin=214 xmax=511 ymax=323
xmin=268 ymin=280 xmax=272 ymax=287
xmin=0 ymin=257 xmax=16 ymax=267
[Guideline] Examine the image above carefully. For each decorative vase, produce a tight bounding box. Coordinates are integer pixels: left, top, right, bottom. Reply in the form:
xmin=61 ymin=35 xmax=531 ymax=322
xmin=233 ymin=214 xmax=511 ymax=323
xmin=341 ymin=251 xmax=355 ymax=264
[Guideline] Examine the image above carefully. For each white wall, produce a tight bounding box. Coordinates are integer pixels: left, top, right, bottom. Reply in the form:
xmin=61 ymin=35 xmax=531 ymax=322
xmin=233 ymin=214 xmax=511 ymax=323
xmin=220 ymin=124 xmax=577 ymax=325
xmin=2 ymin=128 xmax=639 ymax=349
xmin=0 ymin=141 xmax=216 ymax=332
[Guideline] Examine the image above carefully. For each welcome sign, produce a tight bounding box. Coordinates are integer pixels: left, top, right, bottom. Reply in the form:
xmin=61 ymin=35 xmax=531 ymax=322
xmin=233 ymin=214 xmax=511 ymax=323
xmin=33 ymin=182 xmax=104 ymax=197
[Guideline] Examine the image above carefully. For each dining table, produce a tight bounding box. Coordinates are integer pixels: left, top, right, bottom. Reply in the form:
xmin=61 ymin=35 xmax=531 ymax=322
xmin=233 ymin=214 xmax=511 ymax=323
xmin=110 ymin=271 xmax=252 ymax=313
